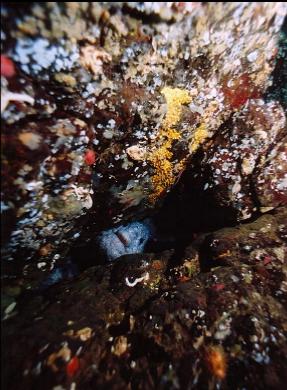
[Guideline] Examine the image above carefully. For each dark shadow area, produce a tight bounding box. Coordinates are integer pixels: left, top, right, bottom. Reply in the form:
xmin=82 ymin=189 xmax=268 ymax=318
xmin=68 ymin=144 xmax=240 ymax=275
xmin=264 ymin=15 xmax=287 ymax=110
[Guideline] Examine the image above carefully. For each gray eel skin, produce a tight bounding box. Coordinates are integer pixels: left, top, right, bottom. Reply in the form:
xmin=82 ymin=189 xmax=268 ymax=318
xmin=96 ymin=218 xmax=154 ymax=262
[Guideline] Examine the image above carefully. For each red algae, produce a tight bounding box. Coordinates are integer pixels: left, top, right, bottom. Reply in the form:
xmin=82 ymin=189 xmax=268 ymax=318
xmin=66 ymin=356 xmax=80 ymax=378
xmin=84 ymin=149 xmax=96 ymax=166
xmin=1 ymin=55 xmax=15 ymax=77
xmin=222 ymin=74 xmax=260 ymax=109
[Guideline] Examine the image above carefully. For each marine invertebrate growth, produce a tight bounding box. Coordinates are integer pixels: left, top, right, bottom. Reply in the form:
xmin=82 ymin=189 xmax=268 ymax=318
xmin=189 ymin=122 xmax=208 ymax=153
xmin=148 ymin=87 xmax=191 ymax=203
xmin=80 ymin=45 xmax=112 ymax=76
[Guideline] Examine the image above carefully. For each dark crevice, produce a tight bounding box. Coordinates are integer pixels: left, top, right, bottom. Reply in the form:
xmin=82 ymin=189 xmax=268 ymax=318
xmin=264 ymin=15 xmax=287 ymax=110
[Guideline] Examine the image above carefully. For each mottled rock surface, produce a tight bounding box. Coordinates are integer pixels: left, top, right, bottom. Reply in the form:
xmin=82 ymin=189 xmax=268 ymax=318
xmin=2 ymin=208 xmax=287 ymax=389
xmin=185 ymin=100 xmax=286 ymax=221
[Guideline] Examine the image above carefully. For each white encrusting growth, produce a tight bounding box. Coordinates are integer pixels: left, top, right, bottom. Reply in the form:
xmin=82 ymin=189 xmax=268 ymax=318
xmin=13 ymin=37 xmax=79 ymax=75
xmin=1 ymin=91 xmax=35 ymax=112
xmin=125 ymin=272 xmax=149 ymax=287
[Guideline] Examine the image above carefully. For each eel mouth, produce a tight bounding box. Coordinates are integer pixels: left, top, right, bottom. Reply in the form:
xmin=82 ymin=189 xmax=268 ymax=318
xmin=115 ymin=231 xmax=129 ymax=246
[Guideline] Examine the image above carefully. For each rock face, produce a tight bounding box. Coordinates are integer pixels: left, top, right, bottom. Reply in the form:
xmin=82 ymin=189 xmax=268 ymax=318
xmin=2 ymin=208 xmax=287 ymax=390
xmin=185 ymin=100 xmax=287 ymax=221
xmin=1 ymin=2 xmax=287 ymax=270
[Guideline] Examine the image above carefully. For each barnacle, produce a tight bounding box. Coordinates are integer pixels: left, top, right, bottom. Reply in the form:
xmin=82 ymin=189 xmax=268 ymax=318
xmin=80 ymin=45 xmax=112 ymax=76
xmin=126 ymin=145 xmax=147 ymax=161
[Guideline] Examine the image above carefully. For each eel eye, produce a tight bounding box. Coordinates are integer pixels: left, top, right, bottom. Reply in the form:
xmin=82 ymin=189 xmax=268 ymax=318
xmin=115 ymin=231 xmax=129 ymax=246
